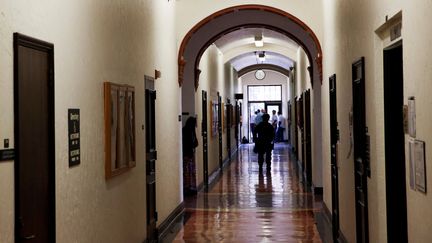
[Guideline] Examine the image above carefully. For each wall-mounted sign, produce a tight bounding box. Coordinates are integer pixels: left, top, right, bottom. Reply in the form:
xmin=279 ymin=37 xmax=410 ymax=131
xmin=0 ymin=149 xmax=15 ymax=162
xmin=409 ymin=139 xmax=427 ymax=193
xmin=390 ymin=22 xmax=402 ymax=41
xmin=68 ymin=109 xmax=80 ymax=167
xmin=408 ymin=97 xmax=416 ymax=138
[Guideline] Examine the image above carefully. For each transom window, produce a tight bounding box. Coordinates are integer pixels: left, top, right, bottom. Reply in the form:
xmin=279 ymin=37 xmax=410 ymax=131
xmin=248 ymin=85 xmax=282 ymax=101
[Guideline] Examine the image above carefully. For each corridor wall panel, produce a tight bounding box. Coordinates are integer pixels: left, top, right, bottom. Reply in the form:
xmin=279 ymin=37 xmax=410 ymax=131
xmin=321 ymin=1 xmax=432 ymax=243
xmin=0 ymin=0 xmax=181 ymax=242
xmin=194 ymin=44 xmax=239 ymax=187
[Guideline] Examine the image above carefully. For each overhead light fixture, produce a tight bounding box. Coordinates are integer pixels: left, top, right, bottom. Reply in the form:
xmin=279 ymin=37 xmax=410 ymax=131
xmin=254 ymin=35 xmax=264 ymax=47
xmin=258 ymin=51 xmax=266 ymax=62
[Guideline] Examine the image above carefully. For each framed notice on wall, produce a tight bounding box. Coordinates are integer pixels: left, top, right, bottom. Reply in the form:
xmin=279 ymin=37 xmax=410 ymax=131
xmin=68 ymin=109 xmax=80 ymax=167
xmin=210 ymin=100 xmax=218 ymax=137
xmin=409 ymin=139 xmax=427 ymax=193
xmin=408 ymin=97 xmax=416 ymax=137
xmin=104 ymin=82 xmax=136 ymax=179
xmin=222 ymin=102 xmax=225 ymax=132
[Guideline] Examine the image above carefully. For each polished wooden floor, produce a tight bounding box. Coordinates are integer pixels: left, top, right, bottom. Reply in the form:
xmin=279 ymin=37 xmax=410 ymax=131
xmin=173 ymin=143 xmax=323 ymax=243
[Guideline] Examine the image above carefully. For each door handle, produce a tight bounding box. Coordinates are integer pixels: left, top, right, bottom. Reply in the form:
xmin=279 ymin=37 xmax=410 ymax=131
xmin=22 ymin=234 xmax=36 ymax=240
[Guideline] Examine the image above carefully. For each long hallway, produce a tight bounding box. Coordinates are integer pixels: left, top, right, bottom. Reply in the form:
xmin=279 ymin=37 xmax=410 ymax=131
xmin=4 ymin=2 xmax=432 ymax=242
xmin=171 ymin=144 xmax=324 ymax=242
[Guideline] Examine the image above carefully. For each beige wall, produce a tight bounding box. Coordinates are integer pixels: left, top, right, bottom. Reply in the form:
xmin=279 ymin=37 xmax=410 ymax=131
xmin=295 ymin=48 xmax=312 ymax=97
xmin=153 ymin=0 xmax=183 ymax=230
xmin=193 ymin=44 xmax=239 ymax=187
xmin=2 ymin=1 xmax=432 ymax=243
xmin=321 ymin=1 xmax=357 ymax=241
xmin=294 ymin=48 xmax=312 ymax=165
xmin=0 ymin=1 xmax=181 ymax=242
xmin=322 ymin=1 xmax=432 ymax=242
xmin=404 ymin=2 xmax=432 ymax=242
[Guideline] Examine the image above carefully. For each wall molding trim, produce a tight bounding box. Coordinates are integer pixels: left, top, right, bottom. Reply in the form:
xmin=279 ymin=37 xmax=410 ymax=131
xmin=323 ymin=202 xmax=332 ymax=223
xmin=157 ymin=202 xmax=185 ymax=242
xmin=197 ymin=145 xmax=239 ymax=192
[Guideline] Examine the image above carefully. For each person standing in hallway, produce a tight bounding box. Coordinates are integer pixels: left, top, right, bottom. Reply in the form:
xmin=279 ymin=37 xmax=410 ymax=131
xmin=250 ymin=110 xmax=257 ymax=142
xmin=254 ymin=109 xmax=263 ymax=125
xmin=182 ymin=116 xmax=198 ymax=195
xmin=271 ymin=110 xmax=278 ymax=126
xmin=254 ymin=113 xmax=275 ymax=172
xmin=276 ymin=111 xmax=286 ymax=142
xmin=253 ymin=109 xmax=264 ymax=142
xmin=271 ymin=110 xmax=278 ymax=140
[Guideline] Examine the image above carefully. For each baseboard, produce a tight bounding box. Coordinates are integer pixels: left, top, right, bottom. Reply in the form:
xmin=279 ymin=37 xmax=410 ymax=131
xmin=321 ymin=202 xmax=348 ymax=243
xmin=231 ymin=145 xmax=239 ymax=157
xmin=196 ymin=180 xmax=205 ymax=192
xmin=322 ymin=202 xmax=332 ymax=223
xmin=296 ymin=159 xmax=304 ymax=171
xmin=295 ymin=159 xmax=307 ymax=183
xmin=157 ymin=202 xmax=185 ymax=241
xmin=223 ymin=146 xmax=238 ymax=168
xmin=222 ymin=157 xmax=230 ymax=168
xmin=314 ymin=202 xmax=333 ymax=243
xmin=197 ymin=146 xmax=239 ymax=191
xmin=158 ymin=145 xmax=240 ymax=242
xmin=196 ymin=163 xmax=221 ymax=192
xmin=199 ymin=160 xmax=226 ymax=191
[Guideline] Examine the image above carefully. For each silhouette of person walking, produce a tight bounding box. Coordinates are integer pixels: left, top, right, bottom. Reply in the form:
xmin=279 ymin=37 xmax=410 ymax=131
xmin=253 ymin=113 xmax=275 ymax=172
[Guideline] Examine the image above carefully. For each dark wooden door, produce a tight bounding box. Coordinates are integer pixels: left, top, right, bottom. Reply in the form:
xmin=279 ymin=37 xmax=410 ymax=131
xmin=238 ymin=103 xmax=242 ymax=142
xmin=264 ymin=102 xmax=281 ymax=115
xmin=287 ymin=101 xmax=291 ymax=143
xmin=294 ymin=97 xmax=298 ymax=158
xmin=304 ymin=90 xmax=312 ymax=186
xmin=14 ymin=33 xmax=55 ymax=243
xmin=234 ymin=101 xmax=239 ymax=147
xmin=329 ymin=74 xmax=340 ymax=242
xmin=145 ymin=84 xmax=158 ymax=242
xmin=218 ymin=94 xmax=223 ymax=169
xmin=352 ymin=57 xmax=369 ymax=243
xmin=201 ymin=91 xmax=209 ymax=189
xmin=297 ymin=95 xmax=304 ymax=167
xmin=226 ymin=99 xmax=231 ymax=160
xmin=384 ymin=42 xmax=408 ymax=243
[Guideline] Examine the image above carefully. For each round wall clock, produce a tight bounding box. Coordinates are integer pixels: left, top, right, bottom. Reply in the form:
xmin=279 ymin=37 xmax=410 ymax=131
xmin=255 ymin=70 xmax=266 ymax=80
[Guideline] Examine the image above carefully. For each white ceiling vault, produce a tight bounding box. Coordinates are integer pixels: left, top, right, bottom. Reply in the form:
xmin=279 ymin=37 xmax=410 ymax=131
xmin=213 ymin=27 xmax=299 ymax=73
xmin=229 ymin=51 xmax=294 ymax=71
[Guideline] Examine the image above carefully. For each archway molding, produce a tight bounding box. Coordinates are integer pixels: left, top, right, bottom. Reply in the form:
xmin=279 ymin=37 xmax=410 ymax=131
xmin=238 ymin=64 xmax=291 ymax=78
xmin=178 ymin=4 xmax=322 ymax=90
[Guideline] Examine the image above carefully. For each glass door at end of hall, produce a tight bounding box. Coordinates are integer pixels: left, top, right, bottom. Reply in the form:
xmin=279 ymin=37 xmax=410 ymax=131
xmin=248 ymin=102 xmax=281 ymax=141
xmin=265 ymin=103 xmax=281 ymax=115
xmin=248 ymin=102 xmax=265 ymax=141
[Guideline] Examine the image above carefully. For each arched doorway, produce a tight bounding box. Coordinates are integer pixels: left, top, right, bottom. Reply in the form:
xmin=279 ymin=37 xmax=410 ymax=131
xmin=178 ymin=4 xmax=322 ymax=89
xmin=178 ymin=4 xmax=323 ymax=202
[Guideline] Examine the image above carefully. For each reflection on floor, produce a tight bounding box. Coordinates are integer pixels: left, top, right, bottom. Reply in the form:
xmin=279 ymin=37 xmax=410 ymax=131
xmin=170 ymin=143 xmax=325 ymax=242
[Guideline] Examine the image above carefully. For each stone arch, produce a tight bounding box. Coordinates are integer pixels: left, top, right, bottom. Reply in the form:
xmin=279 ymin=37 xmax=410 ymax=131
xmin=178 ymin=4 xmax=322 ymax=89
xmin=237 ymin=64 xmax=291 ymax=78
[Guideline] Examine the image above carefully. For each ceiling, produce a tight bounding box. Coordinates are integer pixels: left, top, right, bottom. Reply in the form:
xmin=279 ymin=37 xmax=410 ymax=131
xmin=214 ymin=28 xmax=299 ymax=72
xmin=229 ymin=51 xmax=294 ymax=71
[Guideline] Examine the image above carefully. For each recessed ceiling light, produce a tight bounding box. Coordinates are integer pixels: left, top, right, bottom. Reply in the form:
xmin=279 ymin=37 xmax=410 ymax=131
xmin=254 ymin=35 xmax=264 ymax=47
